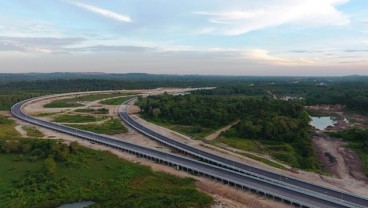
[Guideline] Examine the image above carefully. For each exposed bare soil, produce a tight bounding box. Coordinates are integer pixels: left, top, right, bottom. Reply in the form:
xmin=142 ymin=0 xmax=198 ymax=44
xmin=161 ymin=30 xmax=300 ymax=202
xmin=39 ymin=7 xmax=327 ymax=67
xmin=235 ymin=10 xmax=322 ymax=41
xmin=14 ymin=125 xmax=27 ymax=137
xmin=205 ymin=120 xmax=240 ymax=141
xmin=313 ymin=134 xmax=368 ymax=189
xmin=306 ymin=104 xmax=368 ymax=195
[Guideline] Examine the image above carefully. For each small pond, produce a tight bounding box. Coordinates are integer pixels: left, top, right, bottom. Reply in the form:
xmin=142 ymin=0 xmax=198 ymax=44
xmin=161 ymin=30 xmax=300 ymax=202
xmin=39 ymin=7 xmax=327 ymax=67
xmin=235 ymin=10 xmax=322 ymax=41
xmin=58 ymin=201 xmax=95 ymax=208
xmin=310 ymin=117 xmax=336 ymax=130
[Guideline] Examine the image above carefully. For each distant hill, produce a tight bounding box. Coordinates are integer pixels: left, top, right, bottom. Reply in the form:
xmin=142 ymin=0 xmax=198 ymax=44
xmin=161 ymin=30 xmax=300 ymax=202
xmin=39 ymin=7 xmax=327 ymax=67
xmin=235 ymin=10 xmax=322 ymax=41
xmin=0 ymin=72 xmax=367 ymax=83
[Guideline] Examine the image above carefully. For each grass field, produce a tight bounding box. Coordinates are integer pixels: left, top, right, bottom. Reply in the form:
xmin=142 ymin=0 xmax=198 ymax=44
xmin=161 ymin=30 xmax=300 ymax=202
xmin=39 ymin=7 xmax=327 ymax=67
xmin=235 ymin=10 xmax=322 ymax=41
xmin=211 ymin=137 xmax=301 ymax=168
xmin=100 ymin=96 xmax=135 ymax=105
xmin=0 ymin=115 xmax=211 ymax=208
xmin=0 ymin=115 xmax=20 ymax=140
xmin=44 ymin=93 xmax=133 ymax=108
xmin=209 ymin=137 xmax=287 ymax=170
xmin=31 ymin=112 xmax=60 ymax=117
xmin=44 ymin=100 xmax=84 ymax=108
xmin=0 ymin=141 xmax=211 ymax=208
xmin=68 ymin=118 xmax=128 ymax=135
xmin=73 ymin=93 xmax=135 ymax=102
xmin=75 ymin=108 xmax=109 ymax=114
xmin=53 ymin=114 xmax=107 ymax=123
xmin=140 ymin=116 xmax=215 ymax=139
xmin=22 ymin=126 xmax=44 ymax=137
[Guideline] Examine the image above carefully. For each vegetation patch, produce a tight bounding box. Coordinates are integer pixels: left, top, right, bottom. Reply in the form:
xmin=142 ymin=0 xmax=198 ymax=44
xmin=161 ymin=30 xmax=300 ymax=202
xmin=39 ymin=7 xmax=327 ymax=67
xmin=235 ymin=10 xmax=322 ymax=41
xmin=53 ymin=114 xmax=107 ymax=123
xmin=75 ymin=108 xmax=109 ymax=114
xmin=44 ymin=93 xmax=132 ymax=109
xmin=0 ymin=115 xmax=20 ymax=140
xmin=210 ymin=137 xmax=262 ymax=153
xmin=31 ymin=112 xmax=59 ymax=117
xmin=100 ymin=96 xmax=135 ymax=105
xmin=211 ymin=137 xmax=292 ymax=170
xmin=238 ymin=152 xmax=287 ymax=170
xmin=67 ymin=118 xmax=128 ymax=135
xmin=142 ymin=119 xmax=214 ymax=139
xmin=22 ymin=126 xmax=44 ymax=137
xmin=0 ymin=139 xmax=211 ymax=208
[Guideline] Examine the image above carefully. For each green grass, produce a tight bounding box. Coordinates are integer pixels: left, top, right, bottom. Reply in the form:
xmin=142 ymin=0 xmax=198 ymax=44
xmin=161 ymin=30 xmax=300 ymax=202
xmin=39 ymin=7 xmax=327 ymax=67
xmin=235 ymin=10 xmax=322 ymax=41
xmin=22 ymin=126 xmax=44 ymax=137
xmin=31 ymin=112 xmax=60 ymax=117
xmin=68 ymin=119 xmax=128 ymax=135
xmin=0 ymin=115 xmax=20 ymax=140
xmin=44 ymin=93 xmax=134 ymax=108
xmin=75 ymin=108 xmax=109 ymax=114
xmin=73 ymin=93 xmax=135 ymax=102
xmin=0 ymin=140 xmax=212 ymax=208
xmin=53 ymin=114 xmax=107 ymax=123
xmin=100 ymin=96 xmax=135 ymax=105
xmin=140 ymin=116 xmax=215 ymax=139
xmin=237 ymin=152 xmax=287 ymax=170
xmin=210 ymin=137 xmax=263 ymax=152
xmin=210 ymin=137 xmax=287 ymax=170
xmin=211 ymin=137 xmax=301 ymax=168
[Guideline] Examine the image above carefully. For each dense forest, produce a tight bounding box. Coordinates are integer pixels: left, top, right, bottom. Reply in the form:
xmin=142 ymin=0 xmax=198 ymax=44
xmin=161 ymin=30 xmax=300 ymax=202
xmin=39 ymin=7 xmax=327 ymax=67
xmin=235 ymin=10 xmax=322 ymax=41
xmin=194 ymin=80 xmax=368 ymax=113
xmin=2 ymin=73 xmax=368 ymax=112
xmin=138 ymin=94 xmax=319 ymax=170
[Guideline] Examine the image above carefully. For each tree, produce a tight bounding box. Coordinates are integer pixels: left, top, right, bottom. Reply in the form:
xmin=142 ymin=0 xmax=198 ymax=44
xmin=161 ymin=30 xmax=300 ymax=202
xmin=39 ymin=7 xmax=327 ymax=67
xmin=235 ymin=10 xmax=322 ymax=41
xmin=44 ymin=157 xmax=57 ymax=176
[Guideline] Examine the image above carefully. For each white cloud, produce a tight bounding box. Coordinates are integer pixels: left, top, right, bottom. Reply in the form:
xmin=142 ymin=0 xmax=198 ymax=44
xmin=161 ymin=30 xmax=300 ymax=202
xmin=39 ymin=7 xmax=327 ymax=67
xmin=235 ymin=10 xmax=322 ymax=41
xmin=196 ymin=0 xmax=350 ymax=35
xmin=71 ymin=2 xmax=131 ymax=23
xmin=243 ymin=49 xmax=313 ymax=65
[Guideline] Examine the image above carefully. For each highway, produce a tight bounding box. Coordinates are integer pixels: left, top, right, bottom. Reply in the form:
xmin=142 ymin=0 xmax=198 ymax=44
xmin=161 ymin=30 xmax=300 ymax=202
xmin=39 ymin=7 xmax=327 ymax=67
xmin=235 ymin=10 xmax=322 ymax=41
xmin=119 ymin=98 xmax=368 ymax=208
xmin=10 ymin=97 xmax=367 ymax=208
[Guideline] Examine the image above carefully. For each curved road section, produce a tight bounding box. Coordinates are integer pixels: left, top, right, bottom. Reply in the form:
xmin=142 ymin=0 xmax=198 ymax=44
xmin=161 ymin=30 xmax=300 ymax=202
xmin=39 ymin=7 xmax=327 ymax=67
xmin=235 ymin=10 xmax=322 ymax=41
xmin=120 ymin=98 xmax=368 ymax=208
xmin=9 ymin=97 xmax=365 ymax=208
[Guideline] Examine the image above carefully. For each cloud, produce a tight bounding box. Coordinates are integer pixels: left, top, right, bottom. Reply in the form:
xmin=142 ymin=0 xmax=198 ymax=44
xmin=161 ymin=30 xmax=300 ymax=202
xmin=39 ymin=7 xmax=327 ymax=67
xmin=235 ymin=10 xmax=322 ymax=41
xmin=0 ymin=36 xmax=85 ymax=53
xmin=242 ymin=49 xmax=313 ymax=65
xmin=0 ymin=35 xmax=158 ymax=54
xmin=195 ymin=0 xmax=350 ymax=35
xmin=73 ymin=45 xmax=155 ymax=53
xmin=344 ymin=49 xmax=368 ymax=53
xmin=289 ymin=50 xmax=324 ymax=53
xmin=71 ymin=1 xmax=131 ymax=23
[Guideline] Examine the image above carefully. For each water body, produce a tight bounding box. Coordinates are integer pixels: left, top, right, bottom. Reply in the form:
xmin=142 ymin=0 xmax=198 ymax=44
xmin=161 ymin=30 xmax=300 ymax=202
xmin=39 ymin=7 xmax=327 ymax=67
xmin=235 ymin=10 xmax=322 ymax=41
xmin=310 ymin=117 xmax=336 ymax=130
xmin=58 ymin=201 xmax=95 ymax=208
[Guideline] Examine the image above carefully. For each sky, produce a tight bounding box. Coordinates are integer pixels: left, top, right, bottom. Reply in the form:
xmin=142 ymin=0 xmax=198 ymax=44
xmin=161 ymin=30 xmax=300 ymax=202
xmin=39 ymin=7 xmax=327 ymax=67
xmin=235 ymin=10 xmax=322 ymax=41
xmin=0 ymin=0 xmax=367 ymax=76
